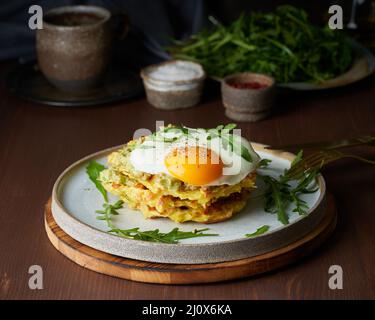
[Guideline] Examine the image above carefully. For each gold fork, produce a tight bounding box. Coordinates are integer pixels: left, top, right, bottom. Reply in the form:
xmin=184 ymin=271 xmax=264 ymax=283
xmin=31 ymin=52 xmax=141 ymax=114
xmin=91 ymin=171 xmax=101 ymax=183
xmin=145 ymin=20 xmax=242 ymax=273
xmin=286 ymin=149 xmax=375 ymax=180
xmin=266 ymin=135 xmax=375 ymax=151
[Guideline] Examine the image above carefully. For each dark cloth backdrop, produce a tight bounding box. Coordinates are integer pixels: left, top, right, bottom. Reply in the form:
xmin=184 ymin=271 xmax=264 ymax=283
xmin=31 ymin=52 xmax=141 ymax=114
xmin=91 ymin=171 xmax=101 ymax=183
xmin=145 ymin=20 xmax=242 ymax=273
xmin=0 ymin=0 xmax=207 ymax=66
xmin=0 ymin=0 xmax=358 ymax=64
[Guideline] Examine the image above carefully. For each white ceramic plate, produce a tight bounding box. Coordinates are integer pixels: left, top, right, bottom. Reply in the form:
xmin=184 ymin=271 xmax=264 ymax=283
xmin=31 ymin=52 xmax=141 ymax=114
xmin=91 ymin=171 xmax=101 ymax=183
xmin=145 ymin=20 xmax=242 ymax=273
xmin=51 ymin=144 xmax=326 ymax=264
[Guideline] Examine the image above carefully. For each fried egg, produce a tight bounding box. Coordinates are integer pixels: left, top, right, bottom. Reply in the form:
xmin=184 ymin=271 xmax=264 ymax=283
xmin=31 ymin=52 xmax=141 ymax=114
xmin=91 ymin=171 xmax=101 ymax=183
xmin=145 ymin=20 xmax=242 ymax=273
xmin=129 ymin=126 xmax=260 ymax=186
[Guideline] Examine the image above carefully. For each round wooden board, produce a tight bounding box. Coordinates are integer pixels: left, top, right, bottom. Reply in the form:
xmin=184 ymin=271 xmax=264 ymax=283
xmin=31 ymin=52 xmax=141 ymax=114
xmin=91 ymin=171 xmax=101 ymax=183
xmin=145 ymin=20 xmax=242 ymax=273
xmin=44 ymin=195 xmax=337 ymax=284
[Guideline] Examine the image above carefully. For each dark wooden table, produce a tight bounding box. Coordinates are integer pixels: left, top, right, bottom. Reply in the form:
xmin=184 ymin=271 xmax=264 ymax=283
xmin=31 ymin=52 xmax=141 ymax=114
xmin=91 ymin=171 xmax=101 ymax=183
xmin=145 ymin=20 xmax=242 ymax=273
xmin=1 ymin=62 xmax=374 ymax=300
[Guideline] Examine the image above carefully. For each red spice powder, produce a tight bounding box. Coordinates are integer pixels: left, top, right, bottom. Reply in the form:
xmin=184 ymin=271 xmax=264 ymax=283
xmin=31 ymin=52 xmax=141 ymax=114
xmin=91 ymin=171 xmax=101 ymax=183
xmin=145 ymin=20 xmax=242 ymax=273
xmin=228 ymin=81 xmax=268 ymax=90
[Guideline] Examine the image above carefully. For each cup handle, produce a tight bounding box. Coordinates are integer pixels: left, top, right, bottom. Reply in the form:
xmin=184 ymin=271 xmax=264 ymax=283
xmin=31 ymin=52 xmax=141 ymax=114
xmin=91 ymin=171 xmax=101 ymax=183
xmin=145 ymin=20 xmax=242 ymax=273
xmin=111 ymin=12 xmax=129 ymax=40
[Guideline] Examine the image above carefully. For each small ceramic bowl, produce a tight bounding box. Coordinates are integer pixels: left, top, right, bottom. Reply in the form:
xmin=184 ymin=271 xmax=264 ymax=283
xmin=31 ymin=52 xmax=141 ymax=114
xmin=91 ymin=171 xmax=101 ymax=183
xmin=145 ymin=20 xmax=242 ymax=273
xmin=221 ymin=72 xmax=275 ymax=122
xmin=140 ymin=60 xmax=206 ymax=110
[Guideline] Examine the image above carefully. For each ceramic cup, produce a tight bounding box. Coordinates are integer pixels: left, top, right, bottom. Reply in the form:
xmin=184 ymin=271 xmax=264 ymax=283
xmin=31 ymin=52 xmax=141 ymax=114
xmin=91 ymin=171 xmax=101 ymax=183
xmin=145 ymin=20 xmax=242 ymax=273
xmin=221 ymin=72 xmax=276 ymax=122
xmin=36 ymin=5 xmax=128 ymax=92
xmin=140 ymin=60 xmax=206 ymax=110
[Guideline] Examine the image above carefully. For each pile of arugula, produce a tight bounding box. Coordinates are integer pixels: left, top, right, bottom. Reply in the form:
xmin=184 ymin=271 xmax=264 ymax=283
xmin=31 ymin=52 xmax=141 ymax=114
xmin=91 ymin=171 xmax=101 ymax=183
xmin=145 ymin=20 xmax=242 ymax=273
xmin=169 ymin=5 xmax=352 ymax=83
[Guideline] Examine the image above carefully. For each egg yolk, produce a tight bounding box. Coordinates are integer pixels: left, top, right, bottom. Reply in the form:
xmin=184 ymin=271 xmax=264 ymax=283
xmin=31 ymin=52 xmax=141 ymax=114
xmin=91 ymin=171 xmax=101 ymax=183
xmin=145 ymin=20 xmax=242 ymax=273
xmin=165 ymin=146 xmax=223 ymax=186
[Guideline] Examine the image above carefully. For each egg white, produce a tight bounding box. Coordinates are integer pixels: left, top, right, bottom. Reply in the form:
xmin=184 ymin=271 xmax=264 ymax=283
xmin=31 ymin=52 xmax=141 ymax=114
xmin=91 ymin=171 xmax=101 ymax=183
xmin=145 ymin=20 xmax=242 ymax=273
xmin=130 ymin=128 xmax=260 ymax=186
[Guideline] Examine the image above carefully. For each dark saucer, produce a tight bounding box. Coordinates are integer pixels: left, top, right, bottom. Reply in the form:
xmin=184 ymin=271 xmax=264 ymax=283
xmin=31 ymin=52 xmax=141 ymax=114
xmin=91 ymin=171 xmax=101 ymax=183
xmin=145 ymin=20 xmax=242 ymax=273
xmin=6 ymin=60 xmax=144 ymax=107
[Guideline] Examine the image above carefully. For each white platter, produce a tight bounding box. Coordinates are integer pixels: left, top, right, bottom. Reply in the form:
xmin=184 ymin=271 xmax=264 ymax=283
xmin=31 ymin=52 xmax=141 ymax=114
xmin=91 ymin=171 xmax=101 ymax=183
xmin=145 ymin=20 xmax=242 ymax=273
xmin=51 ymin=144 xmax=326 ymax=264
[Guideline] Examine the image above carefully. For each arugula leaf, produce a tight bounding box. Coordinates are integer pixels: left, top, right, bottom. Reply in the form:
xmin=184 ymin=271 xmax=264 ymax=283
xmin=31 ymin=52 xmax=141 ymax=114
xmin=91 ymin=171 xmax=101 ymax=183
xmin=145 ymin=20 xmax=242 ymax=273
xmin=246 ymin=225 xmax=270 ymax=237
xmin=95 ymin=199 xmax=219 ymax=244
xmin=95 ymin=200 xmax=124 ymax=228
xmin=292 ymin=168 xmax=319 ymax=194
xmin=86 ymin=161 xmax=108 ymax=202
xmin=227 ymin=134 xmax=252 ymax=162
xmin=291 ymin=195 xmax=309 ymax=215
xmin=262 ymin=175 xmax=290 ymax=224
xmin=257 ymin=158 xmax=272 ymax=169
xmin=109 ymin=227 xmax=218 ymax=244
xmin=291 ymin=150 xmax=303 ymax=166
xmin=219 ymin=131 xmax=252 ymax=162
xmin=223 ymin=123 xmax=237 ymax=131
xmin=290 ymin=150 xmax=303 ymax=169
xmin=237 ymin=141 xmax=252 ymax=162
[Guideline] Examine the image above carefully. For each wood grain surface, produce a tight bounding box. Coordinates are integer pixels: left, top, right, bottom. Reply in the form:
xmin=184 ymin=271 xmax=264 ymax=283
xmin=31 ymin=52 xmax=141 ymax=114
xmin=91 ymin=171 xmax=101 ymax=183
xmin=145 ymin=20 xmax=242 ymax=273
xmin=0 ymin=61 xmax=375 ymax=299
xmin=44 ymin=195 xmax=337 ymax=284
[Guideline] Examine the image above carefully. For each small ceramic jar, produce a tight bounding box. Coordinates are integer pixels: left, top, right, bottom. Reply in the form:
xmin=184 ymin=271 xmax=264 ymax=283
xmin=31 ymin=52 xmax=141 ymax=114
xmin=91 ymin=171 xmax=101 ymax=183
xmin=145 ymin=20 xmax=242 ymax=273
xmin=221 ymin=72 xmax=276 ymax=122
xmin=141 ymin=60 xmax=205 ymax=110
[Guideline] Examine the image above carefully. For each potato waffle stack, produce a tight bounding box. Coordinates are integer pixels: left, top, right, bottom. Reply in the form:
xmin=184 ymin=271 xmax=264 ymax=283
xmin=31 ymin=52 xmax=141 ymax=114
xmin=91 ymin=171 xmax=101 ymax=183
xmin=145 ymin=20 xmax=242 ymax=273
xmin=100 ymin=138 xmax=257 ymax=223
